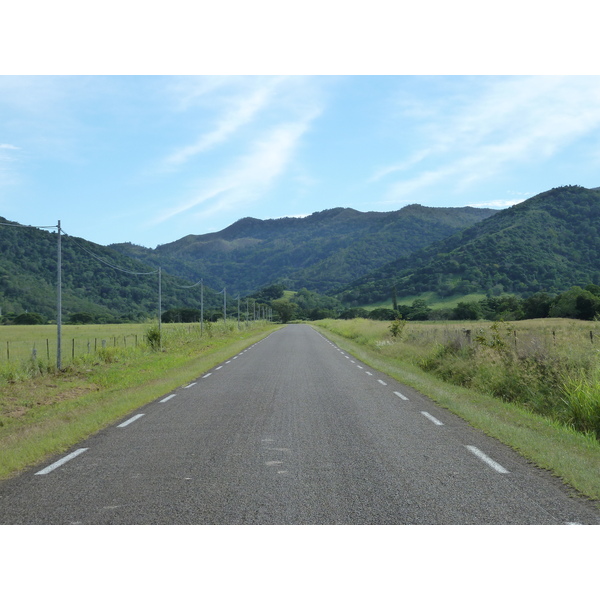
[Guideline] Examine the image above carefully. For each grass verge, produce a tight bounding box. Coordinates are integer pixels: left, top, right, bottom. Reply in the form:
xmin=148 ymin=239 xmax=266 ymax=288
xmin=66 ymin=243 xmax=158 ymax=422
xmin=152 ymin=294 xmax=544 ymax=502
xmin=0 ymin=322 xmax=281 ymax=480
xmin=313 ymin=319 xmax=600 ymax=504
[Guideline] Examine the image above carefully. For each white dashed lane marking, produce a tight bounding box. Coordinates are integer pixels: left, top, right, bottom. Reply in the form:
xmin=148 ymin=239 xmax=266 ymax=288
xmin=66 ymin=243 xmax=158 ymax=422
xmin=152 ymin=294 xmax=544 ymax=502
xmin=160 ymin=394 xmax=177 ymax=403
xmin=117 ymin=414 xmax=145 ymax=428
xmin=421 ymin=411 xmax=443 ymax=426
xmin=35 ymin=448 xmax=88 ymax=475
xmin=465 ymin=445 xmax=509 ymax=474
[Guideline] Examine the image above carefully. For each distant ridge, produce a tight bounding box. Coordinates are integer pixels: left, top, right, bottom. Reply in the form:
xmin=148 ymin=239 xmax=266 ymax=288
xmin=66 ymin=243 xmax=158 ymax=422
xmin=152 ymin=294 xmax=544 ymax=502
xmin=337 ymin=185 xmax=600 ymax=305
xmin=111 ymin=205 xmax=497 ymax=295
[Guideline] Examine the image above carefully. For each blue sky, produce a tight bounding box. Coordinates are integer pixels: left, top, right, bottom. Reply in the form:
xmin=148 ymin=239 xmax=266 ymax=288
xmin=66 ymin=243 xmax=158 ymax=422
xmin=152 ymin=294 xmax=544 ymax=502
xmin=3 ymin=74 xmax=600 ymax=249
xmin=2 ymin=3 xmax=600 ymax=249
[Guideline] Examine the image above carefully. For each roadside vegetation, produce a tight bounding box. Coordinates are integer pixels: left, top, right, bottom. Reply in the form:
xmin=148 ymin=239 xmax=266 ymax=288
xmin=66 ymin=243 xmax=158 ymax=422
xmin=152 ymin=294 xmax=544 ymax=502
xmin=313 ymin=317 xmax=600 ymax=501
xmin=0 ymin=319 xmax=280 ymax=480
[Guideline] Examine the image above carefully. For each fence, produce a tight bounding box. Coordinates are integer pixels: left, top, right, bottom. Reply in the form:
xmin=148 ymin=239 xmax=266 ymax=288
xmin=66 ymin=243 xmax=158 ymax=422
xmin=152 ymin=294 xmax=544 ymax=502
xmin=1 ymin=334 xmax=141 ymax=365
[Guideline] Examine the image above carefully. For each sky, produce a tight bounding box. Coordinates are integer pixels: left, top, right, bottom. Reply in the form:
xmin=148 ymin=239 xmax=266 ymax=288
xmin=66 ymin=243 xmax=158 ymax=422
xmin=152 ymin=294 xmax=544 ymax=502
xmin=4 ymin=73 xmax=600 ymax=249
xmin=2 ymin=3 xmax=600 ymax=253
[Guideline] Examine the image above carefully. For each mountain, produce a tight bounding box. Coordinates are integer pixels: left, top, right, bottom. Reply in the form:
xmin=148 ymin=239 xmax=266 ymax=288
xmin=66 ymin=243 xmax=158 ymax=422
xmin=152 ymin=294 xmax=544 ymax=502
xmin=0 ymin=218 xmax=224 ymax=323
xmin=338 ymin=186 xmax=600 ymax=305
xmin=110 ymin=205 xmax=497 ymax=296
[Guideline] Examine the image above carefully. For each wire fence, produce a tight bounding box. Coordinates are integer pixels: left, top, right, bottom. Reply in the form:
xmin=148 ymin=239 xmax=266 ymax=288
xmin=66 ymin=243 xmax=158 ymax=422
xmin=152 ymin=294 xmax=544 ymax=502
xmin=1 ymin=333 xmax=142 ymax=365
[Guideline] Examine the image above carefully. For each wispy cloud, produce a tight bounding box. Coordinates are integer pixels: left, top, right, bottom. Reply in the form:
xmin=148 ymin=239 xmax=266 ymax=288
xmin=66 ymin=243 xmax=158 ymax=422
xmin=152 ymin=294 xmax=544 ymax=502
xmin=162 ymin=77 xmax=288 ymax=168
xmin=151 ymin=106 xmax=322 ymax=226
xmin=467 ymin=198 xmax=527 ymax=209
xmin=376 ymin=76 xmax=600 ymax=203
xmin=0 ymin=142 xmax=21 ymax=187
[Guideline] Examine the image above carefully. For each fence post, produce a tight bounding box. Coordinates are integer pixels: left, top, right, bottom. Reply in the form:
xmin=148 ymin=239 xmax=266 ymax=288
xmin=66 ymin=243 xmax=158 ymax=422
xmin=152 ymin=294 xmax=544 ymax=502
xmin=464 ymin=329 xmax=472 ymax=345
xmin=72 ymin=338 xmax=75 ymax=360
xmin=590 ymin=331 xmax=594 ymax=344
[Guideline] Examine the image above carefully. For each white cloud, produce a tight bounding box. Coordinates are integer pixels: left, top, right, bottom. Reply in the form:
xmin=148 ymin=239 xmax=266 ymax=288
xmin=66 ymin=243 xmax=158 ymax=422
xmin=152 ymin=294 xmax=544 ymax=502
xmin=467 ymin=198 xmax=527 ymax=209
xmin=378 ymin=76 xmax=600 ymax=202
xmin=151 ymin=107 xmax=321 ymax=226
xmin=162 ymin=77 xmax=287 ymax=168
xmin=0 ymin=144 xmax=20 ymax=150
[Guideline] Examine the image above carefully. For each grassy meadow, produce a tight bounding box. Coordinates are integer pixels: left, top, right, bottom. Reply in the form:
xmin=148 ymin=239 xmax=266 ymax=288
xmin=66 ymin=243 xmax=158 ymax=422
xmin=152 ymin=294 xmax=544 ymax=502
xmin=314 ymin=317 xmax=600 ymax=501
xmin=0 ymin=319 xmax=281 ymax=479
xmin=0 ymin=323 xmax=147 ymax=369
xmin=362 ymin=291 xmax=487 ymax=311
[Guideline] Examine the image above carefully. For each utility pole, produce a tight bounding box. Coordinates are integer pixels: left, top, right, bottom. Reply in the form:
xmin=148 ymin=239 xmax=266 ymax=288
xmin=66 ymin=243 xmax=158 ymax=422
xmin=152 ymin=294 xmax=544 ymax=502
xmin=158 ymin=267 xmax=162 ymax=349
xmin=57 ymin=220 xmax=62 ymax=370
xmin=200 ymin=279 xmax=204 ymax=336
xmin=223 ymin=287 xmax=227 ymax=323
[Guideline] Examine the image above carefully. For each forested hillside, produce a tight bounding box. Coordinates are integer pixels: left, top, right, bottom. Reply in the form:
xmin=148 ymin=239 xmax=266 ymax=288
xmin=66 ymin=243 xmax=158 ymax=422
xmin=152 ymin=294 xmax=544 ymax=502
xmin=110 ymin=205 xmax=496 ymax=295
xmin=0 ymin=219 xmax=224 ymax=323
xmin=338 ymin=186 xmax=600 ymax=305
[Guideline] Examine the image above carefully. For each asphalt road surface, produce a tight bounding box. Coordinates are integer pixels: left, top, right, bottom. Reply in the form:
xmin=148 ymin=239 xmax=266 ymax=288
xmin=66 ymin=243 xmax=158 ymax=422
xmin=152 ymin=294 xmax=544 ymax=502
xmin=1 ymin=324 xmax=599 ymax=524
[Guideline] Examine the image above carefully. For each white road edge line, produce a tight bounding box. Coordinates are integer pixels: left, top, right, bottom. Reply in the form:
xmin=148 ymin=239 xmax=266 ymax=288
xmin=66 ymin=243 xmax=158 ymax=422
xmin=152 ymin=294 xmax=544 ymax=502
xmin=394 ymin=391 xmax=409 ymax=400
xmin=421 ymin=411 xmax=443 ymax=426
xmin=465 ymin=445 xmax=509 ymax=473
xmin=160 ymin=394 xmax=177 ymax=403
xmin=377 ymin=379 xmax=387 ymax=386
xmin=36 ymin=448 xmax=88 ymax=475
xmin=117 ymin=414 xmax=145 ymax=428
xmin=201 ymin=374 xmax=211 ymax=379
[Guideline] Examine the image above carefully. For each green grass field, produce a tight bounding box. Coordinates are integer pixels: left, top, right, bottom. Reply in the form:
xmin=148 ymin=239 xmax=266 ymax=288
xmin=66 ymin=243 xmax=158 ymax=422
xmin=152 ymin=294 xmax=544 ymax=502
xmin=362 ymin=292 xmax=487 ymax=311
xmin=0 ymin=323 xmax=148 ymax=365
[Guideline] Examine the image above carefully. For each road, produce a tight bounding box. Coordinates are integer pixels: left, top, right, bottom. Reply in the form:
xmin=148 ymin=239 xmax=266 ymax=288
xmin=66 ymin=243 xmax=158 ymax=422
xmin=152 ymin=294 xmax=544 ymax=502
xmin=0 ymin=324 xmax=598 ymax=524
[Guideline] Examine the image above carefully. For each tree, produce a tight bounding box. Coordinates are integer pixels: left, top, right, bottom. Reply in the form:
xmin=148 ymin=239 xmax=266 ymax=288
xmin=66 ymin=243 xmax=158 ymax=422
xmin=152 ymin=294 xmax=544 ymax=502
xmin=522 ymin=292 xmax=553 ymax=319
xmin=549 ymin=287 xmax=600 ymax=320
xmin=13 ymin=312 xmax=45 ymax=325
xmin=68 ymin=312 xmax=95 ymax=324
xmin=452 ymin=302 xmax=482 ymax=320
xmin=407 ymin=299 xmax=431 ymax=321
xmin=271 ymin=298 xmax=298 ymax=323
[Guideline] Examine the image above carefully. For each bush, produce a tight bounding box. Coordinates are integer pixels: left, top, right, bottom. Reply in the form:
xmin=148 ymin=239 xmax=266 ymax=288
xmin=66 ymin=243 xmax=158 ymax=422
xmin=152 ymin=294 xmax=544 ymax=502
xmin=145 ymin=325 xmax=162 ymax=350
xmin=13 ymin=313 xmax=45 ymax=325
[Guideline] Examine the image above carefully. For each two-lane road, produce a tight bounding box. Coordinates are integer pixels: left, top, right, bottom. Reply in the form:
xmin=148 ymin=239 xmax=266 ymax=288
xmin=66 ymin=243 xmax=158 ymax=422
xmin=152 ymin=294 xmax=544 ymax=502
xmin=1 ymin=324 xmax=598 ymax=524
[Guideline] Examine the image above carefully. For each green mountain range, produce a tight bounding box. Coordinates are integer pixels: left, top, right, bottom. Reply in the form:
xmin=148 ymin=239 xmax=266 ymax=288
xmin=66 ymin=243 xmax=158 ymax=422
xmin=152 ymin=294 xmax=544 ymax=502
xmin=338 ymin=185 xmax=600 ymax=305
xmin=0 ymin=219 xmax=224 ymax=323
xmin=0 ymin=204 xmax=494 ymax=322
xmin=110 ymin=205 xmax=496 ymax=296
xmin=6 ymin=185 xmax=600 ymax=323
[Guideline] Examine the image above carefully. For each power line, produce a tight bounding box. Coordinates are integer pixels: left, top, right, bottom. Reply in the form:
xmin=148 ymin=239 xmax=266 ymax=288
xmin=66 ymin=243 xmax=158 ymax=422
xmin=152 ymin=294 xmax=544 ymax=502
xmin=61 ymin=229 xmax=158 ymax=276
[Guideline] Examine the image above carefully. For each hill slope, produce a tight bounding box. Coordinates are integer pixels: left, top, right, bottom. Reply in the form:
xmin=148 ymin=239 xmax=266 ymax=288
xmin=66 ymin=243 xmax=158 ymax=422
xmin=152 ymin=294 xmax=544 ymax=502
xmin=111 ymin=205 xmax=496 ymax=295
xmin=0 ymin=219 xmax=223 ymax=322
xmin=338 ymin=186 xmax=600 ymax=305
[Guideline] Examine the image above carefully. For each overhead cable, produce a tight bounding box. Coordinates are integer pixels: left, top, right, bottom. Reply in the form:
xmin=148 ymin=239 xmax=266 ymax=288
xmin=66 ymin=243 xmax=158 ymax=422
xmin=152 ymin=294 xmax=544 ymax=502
xmin=61 ymin=229 xmax=159 ymax=275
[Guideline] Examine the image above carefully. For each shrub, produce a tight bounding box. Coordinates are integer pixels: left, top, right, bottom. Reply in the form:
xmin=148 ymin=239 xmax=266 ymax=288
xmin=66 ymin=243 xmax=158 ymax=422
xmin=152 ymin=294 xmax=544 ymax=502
xmin=145 ymin=325 xmax=162 ymax=350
